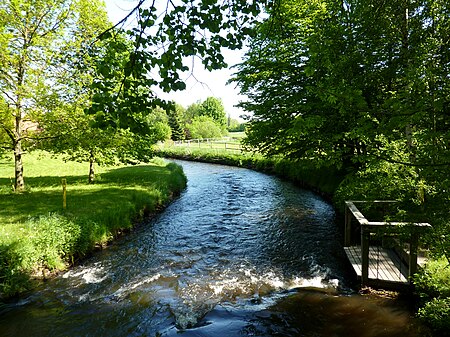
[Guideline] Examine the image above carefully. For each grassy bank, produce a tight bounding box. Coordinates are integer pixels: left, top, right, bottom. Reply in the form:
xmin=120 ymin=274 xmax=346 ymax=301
xmin=0 ymin=152 xmax=186 ymax=298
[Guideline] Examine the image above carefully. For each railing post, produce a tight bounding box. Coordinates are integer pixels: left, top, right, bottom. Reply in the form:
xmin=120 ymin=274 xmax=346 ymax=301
xmin=344 ymin=204 xmax=351 ymax=246
xmin=361 ymin=227 xmax=370 ymax=287
xmin=408 ymin=231 xmax=419 ymax=283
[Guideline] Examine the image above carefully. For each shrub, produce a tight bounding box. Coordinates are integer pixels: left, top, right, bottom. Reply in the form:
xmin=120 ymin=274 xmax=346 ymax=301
xmin=186 ymin=116 xmax=223 ymax=139
xmin=418 ymin=297 xmax=450 ymax=333
xmin=414 ymin=258 xmax=450 ymax=334
xmin=414 ymin=258 xmax=450 ymax=301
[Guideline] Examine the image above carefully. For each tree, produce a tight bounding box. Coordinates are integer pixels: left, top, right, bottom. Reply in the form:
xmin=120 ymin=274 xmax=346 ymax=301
xmin=0 ymin=0 xmax=275 ymax=190
xmin=187 ymin=115 xmax=223 ymax=139
xmin=234 ymin=0 xmax=450 ymax=256
xmin=234 ymin=0 xmax=450 ymax=167
xmin=199 ymin=97 xmax=227 ymax=127
xmin=167 ymin=104 xmax=185 ymax=141
xmin=39 ymin=27 xmax=171 ymax=182
xmin=227 ymin=116 xmax=245 ymax=132
xmin=184 ymin=102 xmax=200 ymax=126
xmin=0 ymin=0 xmax=118 ymax=190
xmin=0 ymin=0 xmax=77 ymax=190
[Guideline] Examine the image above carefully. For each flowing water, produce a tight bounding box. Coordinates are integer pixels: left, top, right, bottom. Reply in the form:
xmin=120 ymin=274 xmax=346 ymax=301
xmin=0 ymin=161 xmax=425 ymax=336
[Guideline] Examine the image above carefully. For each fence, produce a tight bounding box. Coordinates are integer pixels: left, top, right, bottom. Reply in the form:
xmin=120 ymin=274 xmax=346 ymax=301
xmin=168 ymin=137 xmax=246 ymax=152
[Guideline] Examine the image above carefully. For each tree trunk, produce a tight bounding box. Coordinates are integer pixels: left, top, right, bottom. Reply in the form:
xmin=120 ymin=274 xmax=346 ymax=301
xmin=14 ymin=139 xmax=25 ymax=191
xmin=88 ymin=152 xmax=95 ymax=184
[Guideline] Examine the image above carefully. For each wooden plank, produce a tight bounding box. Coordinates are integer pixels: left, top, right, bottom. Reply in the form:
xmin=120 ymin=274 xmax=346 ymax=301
xmin=365 ymin=221 xmax=431 ymax=229
xmin=361 ymin=230 xmax=370 ymax=286
xmin=344 ymin=206 xmax=352 ymax=246
xmin=345 ymin=201 xmax=368 ymax=225
xmin=344 ymin=246 xmax=408 ymax=284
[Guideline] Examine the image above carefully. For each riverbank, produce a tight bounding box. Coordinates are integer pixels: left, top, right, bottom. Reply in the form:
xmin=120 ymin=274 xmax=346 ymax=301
xmin=0 ymin=153 xmax=187 ymax=299
xmin=157 ymin=146 xmax=450 ymax=336
xmin=157 ymin=147 xmax=346 ymax=200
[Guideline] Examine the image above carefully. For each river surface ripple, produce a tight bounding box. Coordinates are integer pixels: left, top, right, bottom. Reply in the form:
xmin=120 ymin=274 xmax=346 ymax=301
xmin=0 ymin=161 xmax=425 ymax=336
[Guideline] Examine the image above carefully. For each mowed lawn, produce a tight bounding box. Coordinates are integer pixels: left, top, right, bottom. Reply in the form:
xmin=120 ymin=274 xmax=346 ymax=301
xmin=0 ymin=151 xmax=186 ymax=297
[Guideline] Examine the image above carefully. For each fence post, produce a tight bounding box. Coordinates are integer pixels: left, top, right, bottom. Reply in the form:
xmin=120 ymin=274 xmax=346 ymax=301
xmin=62 ymin=178 xmax=67 ymax=210
xmin=408 ymin=231 xmax=419 ymax=283
xmin=361 ymin=227 xmax=370 ymax=287
xmin=344 ymin=205 xmax=352 ymax=246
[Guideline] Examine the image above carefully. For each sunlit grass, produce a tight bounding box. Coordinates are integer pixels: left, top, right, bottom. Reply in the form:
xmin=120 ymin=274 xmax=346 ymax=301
xmin=0 ymin=152 xmax=186 ymax=297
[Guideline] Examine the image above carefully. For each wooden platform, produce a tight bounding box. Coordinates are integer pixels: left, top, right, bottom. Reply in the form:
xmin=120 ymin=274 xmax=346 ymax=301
xmin=344 ymin=246 xmax=409 ymax=285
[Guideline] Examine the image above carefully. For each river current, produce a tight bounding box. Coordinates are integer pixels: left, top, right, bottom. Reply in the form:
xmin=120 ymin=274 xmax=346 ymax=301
xmin=0 ymin=161 xmax=425 ymax=336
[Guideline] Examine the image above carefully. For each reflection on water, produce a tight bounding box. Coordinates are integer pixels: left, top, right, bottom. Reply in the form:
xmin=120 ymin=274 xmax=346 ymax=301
xmin=0 ymin=161 xmax=426 ymax=336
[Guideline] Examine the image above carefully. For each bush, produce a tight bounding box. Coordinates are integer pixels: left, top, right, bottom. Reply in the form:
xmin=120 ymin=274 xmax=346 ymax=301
xmin=418 ymin=297 xmax=450 ymax=333
xmin=186 ymin=116 xmax=223 ymax=139
xmin=414 ymin=258 xmax=450 ymax=334
xmin=414 ymin=259 xmax=450 ymax=300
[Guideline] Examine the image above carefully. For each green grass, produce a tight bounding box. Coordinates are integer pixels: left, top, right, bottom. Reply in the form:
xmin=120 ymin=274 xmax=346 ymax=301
xmin=156 ymin=146 xmax=345 ymax=197
xmin=0 ymin=152 xmax=186 ymax=298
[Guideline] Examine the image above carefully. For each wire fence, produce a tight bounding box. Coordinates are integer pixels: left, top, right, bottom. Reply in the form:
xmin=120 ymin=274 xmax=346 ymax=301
xmin=165 ymin=137 xmax=247 ymax=152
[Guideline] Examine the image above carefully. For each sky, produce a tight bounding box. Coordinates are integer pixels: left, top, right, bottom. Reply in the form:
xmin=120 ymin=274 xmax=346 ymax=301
xmin=104 ymin=0 xmax=248 ymax=121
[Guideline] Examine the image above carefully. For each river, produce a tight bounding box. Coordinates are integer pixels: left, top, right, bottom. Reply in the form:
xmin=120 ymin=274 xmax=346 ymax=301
xmin=0 ymin=160 xmax=426 ymax=336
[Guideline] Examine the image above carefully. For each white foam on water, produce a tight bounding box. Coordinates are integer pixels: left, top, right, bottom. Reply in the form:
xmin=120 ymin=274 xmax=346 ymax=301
xmin=288 ymin=275 xmax=337 ymax=289
xmin=110 ymin=273 xmax=162 ymax=299
xmin=62 ymin=263 xmax=107 ymax=284
xmin=169 ymin=266 xmax=341 ymax=331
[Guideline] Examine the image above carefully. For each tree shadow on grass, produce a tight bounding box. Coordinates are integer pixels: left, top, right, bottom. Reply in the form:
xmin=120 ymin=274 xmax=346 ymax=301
xmin=97 ymin=165 xmax=173 ymax=187
xmin=0 ymin=164 xmax=178 ymax=224
xmin=0 ymin=164 xmax=173 ymax=190
xmin=0 ymin=186 xmax=159 ymax=224
xmin=0 ymin=175 xmax=88 ymax=190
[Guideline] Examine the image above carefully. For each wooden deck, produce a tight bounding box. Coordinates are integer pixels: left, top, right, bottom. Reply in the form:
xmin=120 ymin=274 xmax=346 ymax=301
xmin=344 ymin=246 xmax=409 ymax=285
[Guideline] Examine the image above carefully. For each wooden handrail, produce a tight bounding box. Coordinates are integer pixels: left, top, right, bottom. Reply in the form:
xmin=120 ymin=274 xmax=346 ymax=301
xmin=344 ymin=200 xmax=431 ymax=287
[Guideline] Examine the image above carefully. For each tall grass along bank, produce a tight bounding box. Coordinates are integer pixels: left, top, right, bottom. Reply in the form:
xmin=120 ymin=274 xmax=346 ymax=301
xmin=156 ymin=146 xmax=345 ymax=199
xmin=0 ymin=153 xmax=186 ymax=298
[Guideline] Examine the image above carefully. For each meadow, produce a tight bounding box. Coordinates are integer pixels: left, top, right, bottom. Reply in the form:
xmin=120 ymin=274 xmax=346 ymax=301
xmin=0 ymin=152 xmax=186 ymax=297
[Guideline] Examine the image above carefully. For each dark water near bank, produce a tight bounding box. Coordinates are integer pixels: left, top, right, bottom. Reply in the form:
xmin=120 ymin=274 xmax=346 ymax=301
xmin=0 ymin=161 xmax=425 ymax=336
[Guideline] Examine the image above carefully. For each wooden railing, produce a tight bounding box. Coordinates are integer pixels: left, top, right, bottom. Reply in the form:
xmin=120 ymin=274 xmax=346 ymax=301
xmin=344 ymin=200 xmax=431 ymax=286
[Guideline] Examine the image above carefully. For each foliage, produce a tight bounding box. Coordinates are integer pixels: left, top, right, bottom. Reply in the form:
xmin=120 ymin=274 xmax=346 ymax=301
xmin=198 ymin=97 xmax=227 ymax=127
xmin=227 ymin=116 xmax=246 ymax=132
xmin=125 ymin=1 xmax=271 ymax=93
xmin=186 ymin=115 xmax=224 ymax=139
xmin=181 ymin=97 xmax=228 ymax=138
xmin=234 ymin=0 xmax=450 ymax=172
xmin=167 ymin=104 xmax=185 ymax=141
xmin=415 ymin=260 xmax=450 ymax=335
xmin=0 ymin=0 xmax=112 ymax=190
xmin=234 ymin=0 xmax=450 ymax=269
xmin=333 ymin=160 xmax=426 ymax=216
xmin=184 ymin=102 xmax=200 ymax=126
xmin=0 ymin=152 xmax=187 ymax=298
xmin=38 ymin=28 xmax=173 ymax=180
xmin=0 ymin=0 xmax=273 ymax=190
xmin=414 ymin=259 xmax=450 ymax=301
xmin=417 ymin=297 xmax=450 ymax=333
